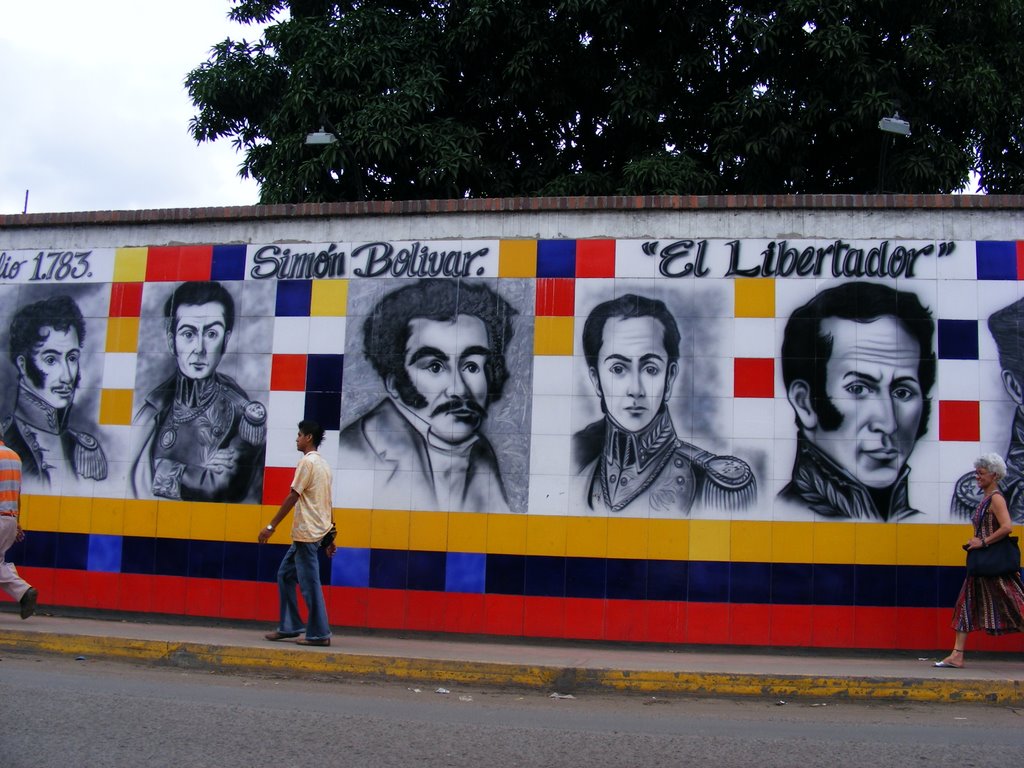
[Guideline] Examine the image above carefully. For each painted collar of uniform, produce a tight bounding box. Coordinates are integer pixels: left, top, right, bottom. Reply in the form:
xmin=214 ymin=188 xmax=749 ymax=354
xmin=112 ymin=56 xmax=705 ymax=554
xmin=174 ymin=373 xmax=220 ymax=410
xmin=601 ymin=407 xmax=676 ymax=473
xmin=14 ymin=382 xmax=70 ymax=435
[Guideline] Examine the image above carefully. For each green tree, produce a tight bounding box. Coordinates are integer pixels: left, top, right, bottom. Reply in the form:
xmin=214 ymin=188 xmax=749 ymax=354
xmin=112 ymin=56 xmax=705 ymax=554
xmin=187 ymin=0 xmax=1024 ymax=202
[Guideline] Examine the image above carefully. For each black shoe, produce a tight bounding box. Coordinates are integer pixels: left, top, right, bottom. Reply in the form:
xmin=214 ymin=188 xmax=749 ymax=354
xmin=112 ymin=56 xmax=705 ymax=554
xmin=19 ymin=587 xmax=37 ymax=620
xmin=296 ymin=637 xmax=331 ymax=647
xmin=264 ymin=631 xmax=301 ymax=641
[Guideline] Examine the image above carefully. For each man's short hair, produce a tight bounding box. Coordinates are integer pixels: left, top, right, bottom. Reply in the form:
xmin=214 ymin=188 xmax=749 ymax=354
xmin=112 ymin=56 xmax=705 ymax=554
xmin=164 ymin=281 xmax=236 ymax=335
xmin=362 ymin=280 xmax=516 ymax=406
xmin=581 ymin=294 xmax=681 ymax=372
xmin=298 ymin=419 xmax=325 ymax=448
xmin=988 ymin=298 xmax=1024 ymax=382
xmin=780 ymin=282 xmax=936 ymax=435
xmin=9 ymin=294 xmax=86 ymax=365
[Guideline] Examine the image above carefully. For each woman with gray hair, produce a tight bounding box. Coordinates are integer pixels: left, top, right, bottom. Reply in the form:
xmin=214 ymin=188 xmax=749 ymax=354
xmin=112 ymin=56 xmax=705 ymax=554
xmin=935 ymin=453 xmax=1024 ymax=668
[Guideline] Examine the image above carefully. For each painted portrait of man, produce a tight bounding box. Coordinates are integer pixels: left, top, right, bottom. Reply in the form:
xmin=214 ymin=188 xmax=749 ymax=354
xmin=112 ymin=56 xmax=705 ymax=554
xmin=2 ymin=294 xmax=106 ymax=488
xmin=951 ymin=296 xmax=1024 ymax=522
xmin=338 ymin=279 xmax=520 ymax=513
xmin=132 ymin=281 xmax=267 ymax=502
xmin=779 ymin=281 xmax=936 ymax=521
xmin=573 ymin=294 xmax=755 ymax=515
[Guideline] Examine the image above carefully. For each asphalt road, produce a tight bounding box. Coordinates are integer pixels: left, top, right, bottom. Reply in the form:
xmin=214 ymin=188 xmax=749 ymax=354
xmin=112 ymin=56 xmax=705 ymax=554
xmin=2 ymin=654 xmax=1021 ymax=768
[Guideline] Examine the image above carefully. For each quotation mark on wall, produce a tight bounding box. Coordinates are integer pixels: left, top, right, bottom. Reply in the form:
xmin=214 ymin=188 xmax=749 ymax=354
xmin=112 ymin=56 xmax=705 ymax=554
xmin=641 ymin=241 xmax=659 ymax=256
xmin=937 ymin=241 xmax=956 ymax=258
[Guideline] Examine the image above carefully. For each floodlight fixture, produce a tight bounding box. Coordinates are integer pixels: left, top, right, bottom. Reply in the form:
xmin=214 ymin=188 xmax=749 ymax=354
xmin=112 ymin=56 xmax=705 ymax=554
xmin=305 ymin=128 xmax=338 ymax=145
xmin=878 ymin=114 xmax=911 ymax=137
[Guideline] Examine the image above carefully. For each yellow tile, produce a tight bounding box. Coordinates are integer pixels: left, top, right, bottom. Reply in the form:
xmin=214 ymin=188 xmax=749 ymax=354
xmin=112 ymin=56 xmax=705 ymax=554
xmin=607 ymin=517 xmax=648 ymax=559
xmin=896 ymin=523 xmax=939 ymax=565
xmin=122 ymin=499 xmax=158 ymax=537
xmin=734 ymin=278 xmax=775 ymax=318
xmin=60 ymin=496 xmax=92 ymax=534
xmin=105 ymin=317 xmax=140 ymax=353
xmin=499 ymin=240 xmax=537 ymax=277
xmin=526 ymin=515 xmax=566 ymax=557
xmin=371 ymin=508 xmax=410 ymax=549
xmin=534 ymin=316 xmax=575 ymax=356
xmin=854 ymin=523 xmax=897 ymax=565
xmin=156 ymin=500 xmax=191 ymax=539
xmin=191 ymin=502 xmax=227 ymax=541
xmin=771 ymin=521 xmax=814 ymax=563
xmin=566 ymin=516 xmax=608 ymax=558
xmin=91 ymin=497 xmax=125 ymax=536
xmin=731 ymin=521 xmax=772 ymax=562
xmin=812 ymin=521 xmax=856 ymax=564
xmin=689 ymin=519 xmax=731 ymax=561
xmin=21 ymin=494 xmax=60 ymax=532
xmin=647 ymin=519 xmax=687 ymax=560
xmin=310 ymin=279 xmax=349 ymax=316
xmin=99 ymin=389 xmax=135 ymax=425
xmin=262 ymin=504 xmax=291 ymax=544
xmin=938 ymin=524 xmax=971 ymax=567
xmin=447 ymin=512 xmax=487 ymax=552
xmin=114 ymin=247 xmax=148 ymax=282
xmin=409 ymin=511 xmax=448 ymax=551
xmin=337 ymin=507 xmax=372 ymax=548
xmin=225 ymin=504 xmax=261 ymax=542
xmin=487 ymin=513 xmax=527 ymax=554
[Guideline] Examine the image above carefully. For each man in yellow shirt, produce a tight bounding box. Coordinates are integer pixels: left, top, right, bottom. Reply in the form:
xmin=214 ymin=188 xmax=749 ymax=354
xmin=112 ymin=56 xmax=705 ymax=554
xmin=258 ymin=420 xmax=334 ymax=646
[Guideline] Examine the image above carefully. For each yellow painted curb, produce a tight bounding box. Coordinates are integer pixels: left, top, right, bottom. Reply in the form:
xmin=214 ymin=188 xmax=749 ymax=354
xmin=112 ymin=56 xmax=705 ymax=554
xmin=0 ymin=629 xmax=1019 ymax=704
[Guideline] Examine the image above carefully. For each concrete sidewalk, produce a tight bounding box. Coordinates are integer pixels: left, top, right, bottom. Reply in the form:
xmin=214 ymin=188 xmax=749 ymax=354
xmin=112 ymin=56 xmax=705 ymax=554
xmin=1 ymin=610 xmax=1022 ymax=705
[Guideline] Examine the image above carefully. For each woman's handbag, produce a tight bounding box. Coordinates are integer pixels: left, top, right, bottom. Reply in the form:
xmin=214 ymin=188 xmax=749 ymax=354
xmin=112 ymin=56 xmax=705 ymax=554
xmin=319 ymin=523 xmax=337 ymax=549
xmin=966 ymin=536 xmax=1021 ymax=577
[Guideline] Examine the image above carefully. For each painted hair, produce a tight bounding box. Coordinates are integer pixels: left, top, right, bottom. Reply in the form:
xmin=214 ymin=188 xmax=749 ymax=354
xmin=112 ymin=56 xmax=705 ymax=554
xmin=9 ymin=294 xmax=86 ymax=364
xmin=164 ymin=281 xmax=236 ymax=335
xmin=581 ymin=294 xmax=681 ymax=372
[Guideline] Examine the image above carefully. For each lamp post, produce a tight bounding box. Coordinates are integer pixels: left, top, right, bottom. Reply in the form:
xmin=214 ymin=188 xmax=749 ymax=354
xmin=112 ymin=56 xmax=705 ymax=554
xmin=877 ymin=112 xmax=911 ymax=193
xmin=304 ymin=120 xmax=363 ymax=201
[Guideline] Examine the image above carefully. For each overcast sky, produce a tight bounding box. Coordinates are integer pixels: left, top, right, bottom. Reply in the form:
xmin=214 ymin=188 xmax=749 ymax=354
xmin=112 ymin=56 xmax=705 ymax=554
xmin=1 ymin=2 xmax=270 ymax=215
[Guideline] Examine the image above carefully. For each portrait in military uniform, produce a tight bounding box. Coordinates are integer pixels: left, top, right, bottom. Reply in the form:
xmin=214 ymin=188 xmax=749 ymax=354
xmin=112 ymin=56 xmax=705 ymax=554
xmin=572 ymin=292 xmax=756 ymax=516
xmin=778 ymin=282 xmax=936 ymax=521
xmin=338 ymin=278 xmax=533 ymax=514
xmin=131 ymin=280 xmax=268 ymax=503
xmin=951 ymin=296 xmax=1024 ymax=523
xmin=1 ymin=293 xmax=107 ymax=491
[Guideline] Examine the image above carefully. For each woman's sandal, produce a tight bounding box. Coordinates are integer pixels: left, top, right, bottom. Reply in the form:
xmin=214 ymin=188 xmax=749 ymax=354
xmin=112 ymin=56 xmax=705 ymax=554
xmin=933 ymin=649 xmax=964 ymax=668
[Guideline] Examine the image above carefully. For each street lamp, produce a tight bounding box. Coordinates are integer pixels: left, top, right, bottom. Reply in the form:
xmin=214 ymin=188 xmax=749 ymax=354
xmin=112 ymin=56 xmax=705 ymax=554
xmin=877 ymin=112 xmax=911 ymax=192
xmin=304 ymin=122 xmax=363 ymax=201
xmin=305 ymin=127 xmax=337 ymax=145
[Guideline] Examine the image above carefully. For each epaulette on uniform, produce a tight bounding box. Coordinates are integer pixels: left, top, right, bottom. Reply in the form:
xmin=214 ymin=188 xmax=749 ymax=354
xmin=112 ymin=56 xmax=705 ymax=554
xmin=950 ymin=471 xmax=983 ymax=519
xmin=68 ymin=428 xmax=107 ymax=481
xmin=673 ymin=441 xmax=757 ymax=511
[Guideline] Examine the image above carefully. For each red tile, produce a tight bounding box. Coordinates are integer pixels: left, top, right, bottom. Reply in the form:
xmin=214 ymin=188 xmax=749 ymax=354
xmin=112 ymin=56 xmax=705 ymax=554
xmin=734 ymin=358 xmax=774 ymax=398
xmin=271 ymin=354 xmax=307 ymax=391
xmin=118 ymin=573 xmax=153 ymax=613
xmin=331 ymin=586 xmax=369 ymax=629
xmin=853 ymin=606 xmax=897 ymax=648
xmin=576 ymin=240 xmax=616 ymax=277
xmin=482 ymin=594 xmax=523 ymax=636
xmin=445 ymin=593 xmax=486 ymax=634
xmin=262 ymin=466 xmax=295 ymax=505
xmin=51 ymin=570 xmax=92 ymax=608
xmin=406 ymin=591 xmax=447 ymax=632
xmin=109 ymin=282 xmax=143 ymax=317
xmin=646 ymin=600 xmax=686 ymax=643
xmin=1017 ymin=240 xmax=1024 ymax=281
xmin=729 ymin=603 xmax=772 ymax=646
xmin=252 ymin=583 xmax=279 ymax=622
xmin=811 ymin=605 xmax=855 ymax=648
xmin=89 ymin=572 xmax=121 ymax=611
xmin=185 ymin=578 xmax=223 ymax=617
xmin=895 ymin=607 xmax=941 ymax=651
xmin=19 ymin=567 xmax=54 ymax=604
xmin=685 ymin=603 xmax=730 ymax=645
xmin=605 ymin=599 xmax=647 ymax=642
xmin=535 ymin=278 xmax=575 ymax=316
xmin=145 ymin=247 xmax=181 ymax=282
xmin=366 ymin=588 xmax=406 ymax=629
xmin=523 ymin=596 xmax=564 ymax=639
xmin=563 ymin=597 xmax=606 ymax=641
xmin=150 ymin=575 xmax=188 ymax=615
xmin=938 ymin=401 xmax=980 ymax=441
xmin=222 ymin=580 xmax=261 ymax=620
xmin=178 ymin=246 xmax=213 ymax=280
xmin=768 ymin=605 xmax=813 ymax=647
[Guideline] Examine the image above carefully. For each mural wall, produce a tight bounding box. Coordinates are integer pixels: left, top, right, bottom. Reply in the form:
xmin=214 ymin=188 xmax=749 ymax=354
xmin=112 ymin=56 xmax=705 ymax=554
xmin=3 ymin=234 xmax=1023 ymax=651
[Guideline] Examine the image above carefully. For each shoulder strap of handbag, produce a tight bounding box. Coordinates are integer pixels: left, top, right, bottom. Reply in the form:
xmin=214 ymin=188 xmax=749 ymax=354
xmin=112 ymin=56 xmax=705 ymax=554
xmin=974 ymin=492 xmax=1002 ymax=539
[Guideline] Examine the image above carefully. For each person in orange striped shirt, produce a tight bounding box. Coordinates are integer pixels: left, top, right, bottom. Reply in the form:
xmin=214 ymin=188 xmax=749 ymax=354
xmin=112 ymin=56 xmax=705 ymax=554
xmin=0 ymin=437 xmax=37 ymax=619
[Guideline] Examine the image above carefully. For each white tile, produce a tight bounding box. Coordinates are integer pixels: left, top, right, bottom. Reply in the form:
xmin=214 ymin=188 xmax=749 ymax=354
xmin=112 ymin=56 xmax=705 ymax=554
xmin=937 ymin=278 xmax=978 ymax=320
xmin=267 ymin=390 xmax=307 ymax=430
xmin=979 ymin=361 xmax=1010 ymax=402
xmin=265 ymin=427 xmax=301 ymax=467
xmin=334 ymin=468 xmax=375 ymax=509
xmin=732 ymin=317 xmax=775 ymax=358
xmin=937 ymin=359 xmax=980 ymax=400
xmin=308 ymin=316 xmax=347 ymax=354
xmin=272 ymin=317 xmax=311 ymax=353
xmin=532 ymin=356 xmax=575 ymax=396
xmin=733 ymin=397 xmax=774 ymax=440
xmin=527 ymin=474 xmax=571 ymax=515
xmin=906 ymin=480 xmax=941 ymax=523
xmin=908 ymin=439 xmax=940 ymax=484
xmin=936 ymin=241 xmax=977 ymax=280
xmin=613 ymin=240 xmax=659 ymax=278
xmin=530 ymin=395 xmax=573 ymax=436
xmin=529 ymin=434 xmax=572 ymax=476
xmin=102 ymin=352 xmax=138 ymax=389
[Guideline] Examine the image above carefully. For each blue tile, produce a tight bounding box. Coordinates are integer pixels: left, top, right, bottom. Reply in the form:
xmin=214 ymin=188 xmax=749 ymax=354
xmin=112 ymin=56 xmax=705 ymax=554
xmin=486 ymin=554 xmax=525 ymax=595
xmin=524 ymin=555 xmax=565 ymax=597
xmin=855 ymin=564 xmax=897 ymax=606
xmin=154 ymin=538 xmax=189 ymax=577
xmin=896 ymin=565 xmax=939 ymax=608
xmin=333 ymin=547 xmax=370 ymax=587
xmin=87 ymin=534 xmax=122 ymax=573
xmin=304 ymin=390 xmax=342 ymax=431
xmin=120 ymin=537 xmax=156 ymax=575
xmin=771 ymin=563 xmax=814 ymax=604
xmin=606 ymin=558 xmax=647 ymax=600
xmin=223 ymin=542 xmax=259 ymax=581
xmin=647 ymin=560 xmax=688 ymax=601
xmin=14 ymin=530 xmax=56 ymax=568
xmin=55 ymin=533 xmax=89 ymax=571
xmin=210 ymin=244 xmax=248 ymax=281
xmin=537 ymin=240 xmax=576 ymax=278
xmin=257 ymin=543 xmax=287 ymax=583
xmin=306 ymin=354 xmax=345 ymax=393
xmin=407 ymin=550 xmax=446 ymax=591
xmin=976 ymin=241 xmax=1017 ymax=280
xmin=937 ymin=319 xmax=979 ymax=360
xmin=275 ymin=280 xmax=312 ymax=317
xmin=937 ymin=565 xmax=967 ymax=606
xmin=813 ymin=564 xmax=856 ymax=605
xmin=687 ymin=561 xmax=730 ymax=602
xmin=188 ymin=540 xmax=225 ymax=580
xmin=446 ymin=552 xmax=486 ymax=593
xmin=730 ymin=562 xmax=771 ymax=603
xmin=370 ymin=549 xmax=408 ymax=590
xmin=564 ymin=557 xmax=606 ymax=599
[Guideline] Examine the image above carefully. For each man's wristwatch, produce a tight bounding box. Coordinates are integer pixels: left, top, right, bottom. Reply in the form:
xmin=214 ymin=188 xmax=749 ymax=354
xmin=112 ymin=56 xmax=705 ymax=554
xmin=265 ymin=524 xmax=274 ymax=532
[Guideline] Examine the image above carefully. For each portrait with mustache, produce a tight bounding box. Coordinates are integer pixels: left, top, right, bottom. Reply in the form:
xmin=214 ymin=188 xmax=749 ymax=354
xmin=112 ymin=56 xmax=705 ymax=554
xmin=339 ymin=279 xmax=518 ymax=513
xmin=2 ymin=294 xmax=106 ymax=489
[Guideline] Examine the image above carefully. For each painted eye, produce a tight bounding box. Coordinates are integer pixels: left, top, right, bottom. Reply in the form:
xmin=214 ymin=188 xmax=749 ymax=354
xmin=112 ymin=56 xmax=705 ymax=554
xmin=426 ymin=361 xmax=445 ymax=374
xmin=609 ymin=363 xmax=626 ymax=375
xmin=463 ymin=362 xmax=481 ymax=374
xmin=891 ymin=385 xmax=919 ymax=402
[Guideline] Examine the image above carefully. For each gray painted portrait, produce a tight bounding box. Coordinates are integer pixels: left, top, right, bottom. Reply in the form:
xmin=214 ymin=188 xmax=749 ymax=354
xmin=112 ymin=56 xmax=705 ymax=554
xmin=572 ymin=288 xmax=756 ymax=516
xmin=131 ymin=280 xmax=272 ymax=503
xmin=338 ymin=278 xmax=533 ymax=513
xmin=778 ymin=281 xmax=936 ymax=521
xmin=951 ymin=296 xmax=1024 ymax=523
xmin=0 ymin=286 xmax=110 ymax=494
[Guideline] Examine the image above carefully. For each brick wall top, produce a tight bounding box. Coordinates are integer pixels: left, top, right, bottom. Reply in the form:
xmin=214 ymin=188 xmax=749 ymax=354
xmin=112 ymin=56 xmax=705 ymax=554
xmin=1 ymin=194 xmax=1020 ymax=229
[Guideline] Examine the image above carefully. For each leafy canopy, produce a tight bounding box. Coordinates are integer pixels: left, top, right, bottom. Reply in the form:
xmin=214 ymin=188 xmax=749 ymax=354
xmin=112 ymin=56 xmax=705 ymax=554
xmin=187 ymin=0 xmax=1024 ymax=202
